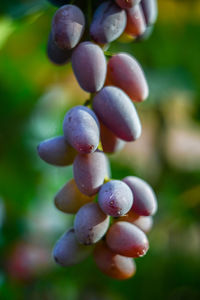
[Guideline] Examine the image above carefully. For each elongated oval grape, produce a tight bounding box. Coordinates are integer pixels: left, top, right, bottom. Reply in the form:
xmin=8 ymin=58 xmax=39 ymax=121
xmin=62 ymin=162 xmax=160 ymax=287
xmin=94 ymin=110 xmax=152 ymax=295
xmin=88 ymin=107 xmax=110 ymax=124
xmin=37 ymin=136 xmax=76 ymax=166
xmin=106 ymin=53 xmax=149 ymax=102
xmin=100 ymin=122 xmax=125 ymax=153
xmin=63 ymin=106 xmax=100 ymax=154
xmin=133 ymin=216 xmax=153 ymax=233
xmin=90 ymin=1 xmax=127 ymax=44
xmin=48 ymin=0 xmax=70 ymax=7
xmin=125 ymin=4 xmax=146 ymax=37
xmin=47 ymin=32 xmax=72 ymax=65
xmin=73 ymin=151 xmax=108 ymax=196
xmin=116 ymin=0 xmax=141 ymax=9
xmin=106 ymin=221 xmax=149 ymax=257
xmin=72 ymin=42 xmax=107 ymax=93
xmin=141 ymin=0 xmax=158 ymax=26
xmin=52 ymin=5 xmax=85 ymax=50
xmin=53 ymin=228 xmax=92 ymax=267
xmin=54 ymin=179 xmax=94 ymax=214
xmin=98 ymin=180 xmax=133 ymax=217
xmin=93 ymin=86 xmax=142 ymax=142
xmin=94 ymin=241 xmax=136 ymax=280
xmin=123 ymin=176 xmax=157 ymax=216
xmin=74 ymin=203 xmax=110 ymax=245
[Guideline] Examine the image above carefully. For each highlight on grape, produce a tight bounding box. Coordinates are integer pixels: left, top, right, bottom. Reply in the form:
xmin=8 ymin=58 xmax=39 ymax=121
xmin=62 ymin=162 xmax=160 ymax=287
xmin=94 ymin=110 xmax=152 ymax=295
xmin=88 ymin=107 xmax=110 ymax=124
xmin=38 ymin=0 xmax=158 ymax=280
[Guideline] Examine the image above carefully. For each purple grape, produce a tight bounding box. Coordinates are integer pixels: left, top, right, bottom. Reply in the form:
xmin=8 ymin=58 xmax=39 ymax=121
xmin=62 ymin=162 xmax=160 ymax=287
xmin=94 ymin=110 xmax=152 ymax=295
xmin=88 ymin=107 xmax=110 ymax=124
xmin=72 ymin=42 xmax=107 ymax=93
xmin=90 ymin=1 xmax=127 ymax=44
xmin=53 ymin=228 xmax=92 ymax=267
xmin=37 ymin=136 xmax=76 ymax=166
xmin=74 ymin=202 xmax=110 ymax=245
xmin=52 ymin=5 xmax=85 ymax=50
xmin=141 ymin=0 xmax=158 ymax=26
xmin=123 ymin=176 xmax=157 ymax=216
xmin=47 ymin=32 xmax=72 ymax=65
xmin=125 ymin=4 xmax=146 ymax=37
xmin=98 ymin=180 xmax=133 ymax=217
xmin=100 ymin=122 xmax=125 ymax=153
xmin=93 ymin=86 xmax=142 ymax=142
xmin=63 ymin=106 xmax=100 ymax=154
xmin=115 ymin=0 xmax=141 ymax=9
xmin=73 ymin=150 xmax=108 ymax=196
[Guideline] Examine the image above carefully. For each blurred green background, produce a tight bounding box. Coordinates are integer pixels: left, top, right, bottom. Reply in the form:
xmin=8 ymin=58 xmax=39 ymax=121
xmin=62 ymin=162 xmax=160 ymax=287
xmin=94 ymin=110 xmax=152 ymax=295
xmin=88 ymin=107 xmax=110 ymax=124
xmin=0 ymin=0 xmax=200 ymax=299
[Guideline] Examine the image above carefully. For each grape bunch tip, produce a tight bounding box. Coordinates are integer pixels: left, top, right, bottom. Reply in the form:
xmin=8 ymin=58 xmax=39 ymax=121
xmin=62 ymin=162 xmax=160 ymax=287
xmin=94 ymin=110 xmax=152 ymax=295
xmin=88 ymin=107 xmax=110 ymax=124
xmin=38 ymin=0 xmax=158 ymax=280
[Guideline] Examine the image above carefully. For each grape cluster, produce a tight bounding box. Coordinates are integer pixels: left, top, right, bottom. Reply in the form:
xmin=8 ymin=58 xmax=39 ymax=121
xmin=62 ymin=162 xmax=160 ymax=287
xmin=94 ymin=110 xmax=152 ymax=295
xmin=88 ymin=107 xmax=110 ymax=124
xmin=38 ymin=0 xmax=158 ymax=280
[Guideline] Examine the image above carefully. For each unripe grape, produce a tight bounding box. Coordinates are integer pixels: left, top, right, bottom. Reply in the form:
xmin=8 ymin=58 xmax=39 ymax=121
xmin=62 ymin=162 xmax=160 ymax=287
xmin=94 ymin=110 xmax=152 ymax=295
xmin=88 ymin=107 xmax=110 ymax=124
xmin=94 ymin=241 xmax=136 ymax=280
xmin=100 ymin=122 xmax=125 ymax=153
xmin=106 ymin=221 xmax=149 ymax=257
xmin=73 ymin=151 xmax=108 ymax=196
xmin=72 ymin=42 xmax=107 ymax=93
xmin=93 ymin=86 xmax=142 ymax=142
xmin=52 ymin=5 xmax=85 ymax=50
xmin=37 ymin=136 xmax=76 ymax=166
xmin=106 ymin=53 xmax=149 ymax=102
xmin=47 ymin=32 xmax=72 ymax=65
xmin=54 ymin=179 xmax=94 ymax=214
xmin=63 ymin=106 xmax=100 ymax=154
xmin=116 ymin=0 xmax=141 ymax=9
xmin=98 ymin=180 xmax=133 ymax=217
xmin=141 ymin=0 xmax=158 ymax=26
xmin=74 ymin=203 xmax=110 ymax=245
xmin=125 ymin=4 xmax=146 ymax=37
xmin=123 ymin=176 xmax=157 ymax=216
xmin=53 ymin=228 xmax=92 ymax=267
xmin=90 ymin=1 xmax=127 ymax=44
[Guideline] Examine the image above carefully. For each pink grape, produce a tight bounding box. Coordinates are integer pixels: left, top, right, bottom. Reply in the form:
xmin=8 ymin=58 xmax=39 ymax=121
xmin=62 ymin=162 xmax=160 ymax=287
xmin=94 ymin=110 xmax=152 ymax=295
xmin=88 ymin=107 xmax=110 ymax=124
xmin=125 ymin=4 xmax=146 ymax=37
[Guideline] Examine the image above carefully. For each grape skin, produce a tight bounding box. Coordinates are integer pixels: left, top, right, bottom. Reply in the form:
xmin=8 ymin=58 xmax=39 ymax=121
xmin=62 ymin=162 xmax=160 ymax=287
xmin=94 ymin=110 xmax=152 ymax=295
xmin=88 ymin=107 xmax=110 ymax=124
xmin=47 ymin=32 xmax=72 ymax=65
xmin=63 ymin=105 xmax=100 ymax=154
xmin=74 ymin=203 xmax=110 ymax=245
xmin=37 ymin=136 xmax=76 ymax=166
xmin=123 ymin=176 xmax=157 ymax=216
xmin=52 ymin=5 xmax=85 ymax=50
xmin=106 ymin=221 xmax=149 ymax=258
xmin=125 ymin=4 xmax=146 ymax=37
xmin=106 ymin=53 xmax=149 ymax=102
xmin=72 ymin=42 xmax=107 ymax=93
xmin=54 ymin=179 xmax=94 ymax=214
xmin=93 ymin=86 xmax=142 ymax=142
xmin=73 ymin=150 xmax=108 ymax=196
xmin=90 ymin=1 xmax=127 ymax=45
xmin=118 ymin=211 xmax=153 ymax=233
xmin=115 ymin=0 xmax=141 ymax=9
xmin=98 ymin=180 xmax=133 ymax=217
xmin=141 ymin=0 xmax=158 ymax=26
xmin=100 ymin=122 xmax=125 ymax=153
xmin=94 ymin=241 xmax=136 ymax=280
xmin=53 ymin=228 xmax=92 ymax=267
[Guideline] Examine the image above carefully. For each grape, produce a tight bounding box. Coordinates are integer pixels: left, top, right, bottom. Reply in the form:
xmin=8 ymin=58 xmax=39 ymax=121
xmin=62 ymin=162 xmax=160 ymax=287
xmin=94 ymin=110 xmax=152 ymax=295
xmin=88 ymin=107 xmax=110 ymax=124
xmin=37 ymin=136 xmax=76 ymax=166
xmin=73 ymin=150 xmax=108 ymax=196
xmin=94 ymin=241 xmax=136 ymax=280
xmin=141 ymin=0 xmax=158 ymax=26
xmin=63 ymin=105 xmax=100 ymax=154
xmin=115 ymin=0 xmax=141 ymax=9
xmin=106 ymin=53 xmax=149 ymax=102
xmin=47 ymin=32 xmax=72 ymax=65
xmin=137 ymin=25 xmax=154 ymax=41
xmin=100 ymin=122 xmax=125 ymax=153
xmin=54 ymin=179 xmax=94 ymax=214
xmin=93 ymin=86 xmax=142 ymax=142
xmin=133 ymin=216 xmax=153 ymax=233
xmin=123 ymin=176 xmax=157 ymax=216
xmin=52 ymin=5 xmax=85 ymax=50
xmin=106 ymin=221 xmax=149 ymax=257
xmin=118 ymin=210 xmax=140 ymax=223
xmin=90 ymin=1 xmax=127 ymax=44
xmin=72 ymin=42 xmax=107 ymax=93
xmin=125 ymin=4 xmax=146 ymax=37
xmin=53 ymin=228 xmax=92 ymax=267
xmin=74 ymin=203 xmax=110 ymax=245
xmin=47 ymin=0 xmax=70 ymax=7
xmin=98 ymin=180 xmax=133 ymax=217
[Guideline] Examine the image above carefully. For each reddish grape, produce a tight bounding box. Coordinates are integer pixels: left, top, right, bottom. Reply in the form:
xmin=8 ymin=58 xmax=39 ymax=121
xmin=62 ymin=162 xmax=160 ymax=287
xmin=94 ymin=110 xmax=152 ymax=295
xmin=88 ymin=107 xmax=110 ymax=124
xmin=125 ymin=4 xmax=146 ymax=37
xmin=94 ymin=241 xmax=136 ymax=280
xmin=74 ymin=203 xmax=110 ymax=245
xmin=54 ymin=179 xmax=94 ymax=214
xmin=37 ymin=136 xmax=76 ymax=166
xmin=106 ymin=53 xmax=149 ymax=102
xmin=116 ymin=0 xmax=141 ymax=9
xmin=63 ymin=105 xmax=100 ymax=154
xmin=123 ymin=176 xmax=157 ymax=216
xmin=100 ymin=122 xmax=125 ymax=153
xmin=106 ymin=221 xmax=149 ymax=257
xmin=93 ymin=86 xmax=142 ymax=142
